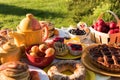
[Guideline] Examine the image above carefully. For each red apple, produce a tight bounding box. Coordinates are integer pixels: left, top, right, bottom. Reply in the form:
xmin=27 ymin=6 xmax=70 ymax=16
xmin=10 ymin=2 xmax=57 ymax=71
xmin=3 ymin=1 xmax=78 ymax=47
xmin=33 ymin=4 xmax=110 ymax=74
xmin=102 ymin=26 xmax=110 ymax=33
xmin=97 ymin=25 xmax=102 ymax=32
xmin=108 ymin=29 xmax=115 ymax=34
xmin=114 ymin=28 xmax=119 ymax=33
xmin=109 ymin=21 xmax=117 ymax=29
xmin=97 ymin=19 xmax=105 ymax=26
xmin=93 ymin=23 xmax=98 ymax=30
xmin=94 ymin=25 xmax=97 ymax=30
xmin=105 ymin=22 xmax=110 ymax=26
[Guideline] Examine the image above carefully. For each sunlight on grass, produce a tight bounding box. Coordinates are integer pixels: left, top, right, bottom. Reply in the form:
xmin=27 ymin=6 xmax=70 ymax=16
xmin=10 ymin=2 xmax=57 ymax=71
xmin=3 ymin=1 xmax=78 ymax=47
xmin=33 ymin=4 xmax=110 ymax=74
xmin=0 ymin=0 xmax=75 ymax=29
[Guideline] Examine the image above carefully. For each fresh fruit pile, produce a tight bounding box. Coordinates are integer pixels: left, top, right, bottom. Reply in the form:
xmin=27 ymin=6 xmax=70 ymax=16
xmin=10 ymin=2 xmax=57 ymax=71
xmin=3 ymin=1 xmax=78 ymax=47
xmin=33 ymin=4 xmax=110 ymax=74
xmin=68 ymin=28 xmax=86 ymax=35
xmin=29 ymin=44 xmax=55 ymax=58
xmin=68 ymin=43 xmax=82 ymax=51
xmin=92 ymin=19 xmax=119 ymax=34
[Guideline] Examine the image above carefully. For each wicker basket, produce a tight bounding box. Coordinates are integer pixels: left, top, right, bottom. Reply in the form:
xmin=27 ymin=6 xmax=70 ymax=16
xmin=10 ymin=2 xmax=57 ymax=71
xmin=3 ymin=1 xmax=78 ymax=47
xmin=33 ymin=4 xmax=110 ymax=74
xmin=90 ymin=10 xmax=120 ymax=44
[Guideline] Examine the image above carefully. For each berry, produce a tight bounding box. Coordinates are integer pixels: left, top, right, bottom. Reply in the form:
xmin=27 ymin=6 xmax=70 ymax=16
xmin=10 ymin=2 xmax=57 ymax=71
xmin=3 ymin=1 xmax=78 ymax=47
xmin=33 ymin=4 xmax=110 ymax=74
xmin=70 ymin=44 xmax=82 ymax=50
xmin=69 ymin=28 xmax=86 ymax=35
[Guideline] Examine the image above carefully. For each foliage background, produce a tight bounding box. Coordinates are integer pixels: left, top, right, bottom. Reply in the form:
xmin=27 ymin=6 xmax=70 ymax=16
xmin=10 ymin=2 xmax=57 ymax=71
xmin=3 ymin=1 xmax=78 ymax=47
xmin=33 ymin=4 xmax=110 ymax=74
xmin=0 ymin=0 xmax=120 ymax=29
xmin=68 ymin=0 xmax=120 ymax=26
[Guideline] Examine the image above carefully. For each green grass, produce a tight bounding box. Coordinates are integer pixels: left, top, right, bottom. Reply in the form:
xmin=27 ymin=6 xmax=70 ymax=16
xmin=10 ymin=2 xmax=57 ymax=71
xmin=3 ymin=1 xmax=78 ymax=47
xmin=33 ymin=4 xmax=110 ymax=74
xmin=0 ymin=0 xmax=75 ymax=29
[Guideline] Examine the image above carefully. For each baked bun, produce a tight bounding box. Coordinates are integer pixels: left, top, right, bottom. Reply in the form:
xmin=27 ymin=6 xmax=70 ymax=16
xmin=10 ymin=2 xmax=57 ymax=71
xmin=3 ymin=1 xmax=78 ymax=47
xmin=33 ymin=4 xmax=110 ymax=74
xmin=0 ymin=61 xmax=31 ymax=80
xmin=0 ymin=42 xmax=21 ymax=64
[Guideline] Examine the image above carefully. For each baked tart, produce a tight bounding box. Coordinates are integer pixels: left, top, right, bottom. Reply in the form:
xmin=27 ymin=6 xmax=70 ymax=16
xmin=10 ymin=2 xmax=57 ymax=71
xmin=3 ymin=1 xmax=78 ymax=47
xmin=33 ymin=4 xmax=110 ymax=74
xmin=88 ymin=44 xmax=120 ymax=72
xmin=68 ymin=43 xmax=83 ymax=56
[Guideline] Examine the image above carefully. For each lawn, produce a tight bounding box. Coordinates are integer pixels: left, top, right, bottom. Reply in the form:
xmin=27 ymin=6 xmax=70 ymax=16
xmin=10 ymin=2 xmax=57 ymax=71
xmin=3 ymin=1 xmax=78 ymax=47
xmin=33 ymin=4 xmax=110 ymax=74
xmin=0 ymin=0 xmax=75 ymax=29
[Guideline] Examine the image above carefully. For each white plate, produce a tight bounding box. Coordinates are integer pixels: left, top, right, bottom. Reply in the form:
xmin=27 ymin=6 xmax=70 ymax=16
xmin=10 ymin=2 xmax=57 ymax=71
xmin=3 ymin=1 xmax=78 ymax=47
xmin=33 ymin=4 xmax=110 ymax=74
xmin=29 ymin=65 xmax=49 ymax=80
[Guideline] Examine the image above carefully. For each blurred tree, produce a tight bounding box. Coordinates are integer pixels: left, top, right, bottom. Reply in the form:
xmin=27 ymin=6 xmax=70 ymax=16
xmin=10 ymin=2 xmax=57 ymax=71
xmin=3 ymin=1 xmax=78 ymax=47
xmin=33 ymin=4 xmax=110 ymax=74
xmin=67 ymin=0 xmax=120 ymax=26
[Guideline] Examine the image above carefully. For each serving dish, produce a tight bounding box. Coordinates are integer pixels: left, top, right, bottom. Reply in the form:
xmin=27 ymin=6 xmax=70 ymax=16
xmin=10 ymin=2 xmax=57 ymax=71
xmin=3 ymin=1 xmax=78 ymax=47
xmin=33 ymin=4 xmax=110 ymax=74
xmin=29 ymin=65 xmax=49 ymax=80
xmin=81 ymin=49 xmax=120 ymax=77
xmin=44 ymin=63 xmax=95 ymax=80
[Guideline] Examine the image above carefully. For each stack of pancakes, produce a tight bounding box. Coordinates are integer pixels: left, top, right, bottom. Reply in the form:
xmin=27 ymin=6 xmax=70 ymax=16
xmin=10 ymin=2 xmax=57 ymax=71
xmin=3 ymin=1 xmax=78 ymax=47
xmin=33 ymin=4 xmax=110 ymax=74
xmin=0 ymin=61 xmax=31 ymax=80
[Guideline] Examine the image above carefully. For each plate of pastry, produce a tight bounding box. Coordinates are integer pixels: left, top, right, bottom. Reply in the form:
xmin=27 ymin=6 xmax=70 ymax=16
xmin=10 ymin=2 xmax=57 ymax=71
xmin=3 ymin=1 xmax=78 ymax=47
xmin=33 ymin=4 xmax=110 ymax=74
xmin=44 ymin=60 xmax=95 ymax=80
xmin=46 ymin=28 xmax=86 ymax=59
xmin=54 ymin=41 xmax=86 ymax=59
xmin=81 ymin=44 xmax=120 ymax=77
xmin=29 ymin=65 xmax=49 ymax=80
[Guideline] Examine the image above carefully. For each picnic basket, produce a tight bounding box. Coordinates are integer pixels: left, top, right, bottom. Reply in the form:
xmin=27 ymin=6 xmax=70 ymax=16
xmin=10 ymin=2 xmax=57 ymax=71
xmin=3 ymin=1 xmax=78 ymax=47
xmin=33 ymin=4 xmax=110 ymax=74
xmin=90 ymin=10 xmax=120 ymax=44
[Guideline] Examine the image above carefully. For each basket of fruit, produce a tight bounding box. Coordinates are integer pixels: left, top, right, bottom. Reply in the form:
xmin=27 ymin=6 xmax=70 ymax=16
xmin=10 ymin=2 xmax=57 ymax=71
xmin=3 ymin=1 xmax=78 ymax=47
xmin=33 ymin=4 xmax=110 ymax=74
xmin=90 ymin=10 xmax=120 ymax=44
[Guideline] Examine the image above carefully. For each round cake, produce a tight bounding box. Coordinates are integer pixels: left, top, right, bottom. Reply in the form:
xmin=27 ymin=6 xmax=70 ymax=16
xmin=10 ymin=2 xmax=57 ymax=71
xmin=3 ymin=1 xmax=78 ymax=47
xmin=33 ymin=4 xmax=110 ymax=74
xmin=88 ymin=44 xmax=120 ymax=72
xmin=47 ymin=60 xmax=86 ymax=80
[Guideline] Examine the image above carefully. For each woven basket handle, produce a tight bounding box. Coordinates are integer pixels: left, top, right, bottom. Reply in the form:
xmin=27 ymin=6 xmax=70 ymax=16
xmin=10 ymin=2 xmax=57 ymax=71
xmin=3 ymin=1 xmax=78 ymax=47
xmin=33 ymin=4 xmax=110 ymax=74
xmin=97 ymin=10 xmax=120 ymax=28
